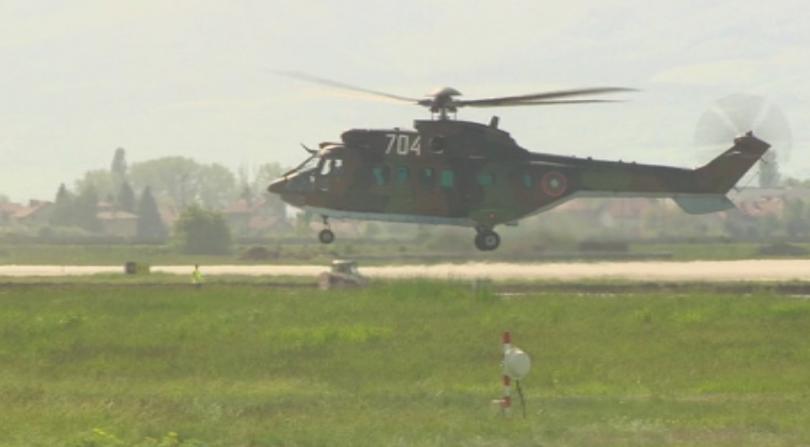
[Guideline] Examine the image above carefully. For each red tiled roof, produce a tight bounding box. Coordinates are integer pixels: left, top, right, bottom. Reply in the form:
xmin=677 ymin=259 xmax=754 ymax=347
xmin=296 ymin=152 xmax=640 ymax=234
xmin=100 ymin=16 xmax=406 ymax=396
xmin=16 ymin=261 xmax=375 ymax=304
xmin=12 ymin=201 xmax=52 ymax=219
xmin=97 ymin=211 xmax=138 ymax=220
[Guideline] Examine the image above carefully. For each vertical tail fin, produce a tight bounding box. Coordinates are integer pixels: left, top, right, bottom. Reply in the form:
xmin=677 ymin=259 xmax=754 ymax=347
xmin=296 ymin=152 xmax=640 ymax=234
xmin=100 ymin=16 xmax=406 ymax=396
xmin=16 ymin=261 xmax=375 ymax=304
xmin=694 ymin=132 xmax=770 ymax=193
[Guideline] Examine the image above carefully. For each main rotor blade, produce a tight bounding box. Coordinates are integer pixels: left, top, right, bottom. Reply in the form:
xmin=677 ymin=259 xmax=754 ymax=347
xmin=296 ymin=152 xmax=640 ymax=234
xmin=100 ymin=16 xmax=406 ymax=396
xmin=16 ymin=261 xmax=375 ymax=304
xmin=456 ymin=87 xmax=636 ymax=107
xmin=464 ymin=99 xmax=624 ymax=107
xmin=273 ymin=70 xmax=420 ymax=103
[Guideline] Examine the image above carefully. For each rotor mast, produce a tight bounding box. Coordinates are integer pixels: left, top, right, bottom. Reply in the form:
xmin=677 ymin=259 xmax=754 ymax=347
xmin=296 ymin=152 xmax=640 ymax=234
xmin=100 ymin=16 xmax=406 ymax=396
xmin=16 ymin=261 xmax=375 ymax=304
xmin=421 ymin=87 xmax=462 ymax=120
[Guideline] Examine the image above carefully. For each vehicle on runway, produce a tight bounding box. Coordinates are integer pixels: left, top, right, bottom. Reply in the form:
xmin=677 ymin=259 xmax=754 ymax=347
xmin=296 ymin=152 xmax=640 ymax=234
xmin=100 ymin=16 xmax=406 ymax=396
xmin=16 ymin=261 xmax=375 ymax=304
xmin=268 ymin=73 xmax=770 ymax=251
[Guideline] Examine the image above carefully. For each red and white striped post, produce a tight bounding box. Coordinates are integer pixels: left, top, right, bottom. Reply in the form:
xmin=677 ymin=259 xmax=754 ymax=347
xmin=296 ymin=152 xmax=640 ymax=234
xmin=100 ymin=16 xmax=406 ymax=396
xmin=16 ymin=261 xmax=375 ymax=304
xmin=498 ymin=331 xmax=531 ymax=416
xmin=500 ymin=331 xmax=512 ymax=414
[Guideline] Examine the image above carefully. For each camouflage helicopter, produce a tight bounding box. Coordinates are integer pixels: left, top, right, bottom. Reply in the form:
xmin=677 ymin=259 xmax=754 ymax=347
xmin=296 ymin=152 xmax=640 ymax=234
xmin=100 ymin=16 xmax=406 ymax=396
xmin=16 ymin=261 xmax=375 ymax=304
xmin=268 ymin=73 xmax=769 ymax=251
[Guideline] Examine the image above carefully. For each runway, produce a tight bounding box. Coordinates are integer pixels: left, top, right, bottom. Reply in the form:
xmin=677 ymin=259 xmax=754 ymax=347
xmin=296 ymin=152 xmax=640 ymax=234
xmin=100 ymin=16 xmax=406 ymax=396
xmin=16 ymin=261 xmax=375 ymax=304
xmin=0 ymin=259 xmax=808 ymax=282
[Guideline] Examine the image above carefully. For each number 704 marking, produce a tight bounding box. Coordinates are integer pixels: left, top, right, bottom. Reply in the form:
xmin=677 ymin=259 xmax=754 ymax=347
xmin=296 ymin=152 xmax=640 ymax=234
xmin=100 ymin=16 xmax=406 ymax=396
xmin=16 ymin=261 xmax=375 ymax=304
xmin=385 ymin=133 xmax=421 ymax=156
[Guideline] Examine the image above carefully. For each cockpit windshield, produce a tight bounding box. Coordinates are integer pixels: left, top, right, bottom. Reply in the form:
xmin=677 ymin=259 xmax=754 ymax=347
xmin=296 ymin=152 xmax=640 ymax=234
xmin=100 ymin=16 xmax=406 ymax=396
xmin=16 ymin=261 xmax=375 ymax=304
xmin=298 ymin=155 xmax=320 ymax=173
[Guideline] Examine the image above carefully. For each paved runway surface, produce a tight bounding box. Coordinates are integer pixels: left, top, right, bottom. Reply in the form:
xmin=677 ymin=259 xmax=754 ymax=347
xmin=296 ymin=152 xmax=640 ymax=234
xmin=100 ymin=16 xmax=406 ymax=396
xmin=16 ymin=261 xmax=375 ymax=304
xmin=1 ymin=260 xmax=808 ymax=282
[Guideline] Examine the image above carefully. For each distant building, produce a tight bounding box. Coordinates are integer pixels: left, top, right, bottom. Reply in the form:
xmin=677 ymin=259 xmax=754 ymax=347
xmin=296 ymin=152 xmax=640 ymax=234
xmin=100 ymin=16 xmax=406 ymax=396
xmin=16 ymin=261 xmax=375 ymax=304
xmin=157 ymin=204 xmax=179 ymax=230
xmin=96 ymin=210 xmax=138 ymax=238
xmin=0 ymin=202 xmax=24 ymax=225
xmin=11 ymin=200 xmax=53 ymax=226
xmin=223 ymin=197 xmax=288 ymax=235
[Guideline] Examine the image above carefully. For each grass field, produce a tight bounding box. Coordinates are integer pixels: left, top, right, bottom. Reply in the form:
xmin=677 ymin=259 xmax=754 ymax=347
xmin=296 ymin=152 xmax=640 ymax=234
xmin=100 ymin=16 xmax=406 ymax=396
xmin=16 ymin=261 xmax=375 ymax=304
xmin=1 ymin=281 xmax=809 ymax=446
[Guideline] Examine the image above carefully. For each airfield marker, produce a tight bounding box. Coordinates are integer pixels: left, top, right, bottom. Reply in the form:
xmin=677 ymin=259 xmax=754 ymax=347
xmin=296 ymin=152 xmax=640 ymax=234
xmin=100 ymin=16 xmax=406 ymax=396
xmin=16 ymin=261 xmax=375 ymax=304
xmin=499 ymin=331 xmax=513 ymax=414
xmin=498 ymin=331 xmax=530 ymax=417
xmin=501 ymin=373 xmax=512 ymax=414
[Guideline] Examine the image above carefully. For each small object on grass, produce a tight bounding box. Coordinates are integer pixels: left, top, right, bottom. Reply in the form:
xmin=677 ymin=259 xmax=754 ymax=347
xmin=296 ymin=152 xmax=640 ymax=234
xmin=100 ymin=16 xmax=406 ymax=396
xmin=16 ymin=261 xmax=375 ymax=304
xmin=192 ymin=264 xmax=204 ymax=288
xmin=124 ymin=261 xmax=149 ymax=275
xmin=498 ymin=331 xmax=531 ymax=417
xmin=124 ymin=261 xmax=137 ymax=275
xmin=319 ymin=259 xmax=368 ymax=290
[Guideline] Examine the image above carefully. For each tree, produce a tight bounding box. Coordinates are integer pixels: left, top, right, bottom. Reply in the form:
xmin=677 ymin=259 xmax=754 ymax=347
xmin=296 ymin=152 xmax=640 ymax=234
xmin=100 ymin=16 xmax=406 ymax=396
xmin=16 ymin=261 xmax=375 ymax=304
xmin=130 ymin=157 xmax=199 ymax=208
xmin=784 ymin=199 xmax=808 ymax=239
xmin=129 ymin=157 xmax=237 ymax=210
xmin=111 ymin=147 xmax=127 ymax=183
xmin=136 ymin=187 xmax=168 ymax=242
xmin=73 ymin=186 xmax=102 ymax=232
xmin=253 ymin=162 xmax=285 ymax=192
xmin=117 ymin=181 xmax=136 ymax=213
xmin=758 ymin=152 xmax=780 ymax=188
xmin=50 ymin=183 xmax=75 ymax=226
xmin=253 ymin=162 xmax=287 ymax=217
xmin=75 ymin=169 xmax=115 ymax=200
xmin=239 ymin=185 xmax=253 ymax=206
xmin=196 ymin=163 xmax=237 ymax=209
xmin=173 ymin=206 xmax=232 ymax=254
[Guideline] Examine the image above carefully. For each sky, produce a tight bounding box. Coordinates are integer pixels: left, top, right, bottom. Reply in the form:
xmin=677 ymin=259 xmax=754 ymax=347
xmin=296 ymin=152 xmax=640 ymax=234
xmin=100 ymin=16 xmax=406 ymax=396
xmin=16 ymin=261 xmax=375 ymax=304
xmin=1 ymin=0 xmax=809 ymax=201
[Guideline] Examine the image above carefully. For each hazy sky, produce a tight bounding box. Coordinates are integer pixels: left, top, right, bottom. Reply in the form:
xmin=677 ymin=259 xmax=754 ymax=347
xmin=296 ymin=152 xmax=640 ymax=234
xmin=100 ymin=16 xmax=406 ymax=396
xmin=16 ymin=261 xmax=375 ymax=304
xmin=1 ymin=0 xmax=808 ymax=201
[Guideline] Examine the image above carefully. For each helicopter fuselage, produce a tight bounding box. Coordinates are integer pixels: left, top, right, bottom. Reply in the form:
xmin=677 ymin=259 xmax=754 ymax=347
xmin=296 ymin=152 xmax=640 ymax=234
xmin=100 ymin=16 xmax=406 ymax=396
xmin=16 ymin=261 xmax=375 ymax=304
xmin=268 ymin=118 xmax=768 ymax=249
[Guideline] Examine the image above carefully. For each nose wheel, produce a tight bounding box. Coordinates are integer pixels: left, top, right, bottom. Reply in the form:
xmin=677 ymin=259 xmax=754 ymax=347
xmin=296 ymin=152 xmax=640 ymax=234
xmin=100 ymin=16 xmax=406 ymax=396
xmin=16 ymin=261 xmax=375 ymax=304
xmin=474 ymin=228 xmax=500 ymax=251
xmin=318 ymin=229 xmax=335 ymax=244
xmin=318 ymin=215 xmax=335 ymax=244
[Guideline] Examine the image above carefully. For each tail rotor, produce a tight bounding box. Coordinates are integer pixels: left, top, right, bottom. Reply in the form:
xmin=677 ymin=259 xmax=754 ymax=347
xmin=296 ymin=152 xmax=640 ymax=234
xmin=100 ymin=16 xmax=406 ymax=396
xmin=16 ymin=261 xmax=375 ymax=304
xmin=693 ymin=94 xmax=793 ymax=188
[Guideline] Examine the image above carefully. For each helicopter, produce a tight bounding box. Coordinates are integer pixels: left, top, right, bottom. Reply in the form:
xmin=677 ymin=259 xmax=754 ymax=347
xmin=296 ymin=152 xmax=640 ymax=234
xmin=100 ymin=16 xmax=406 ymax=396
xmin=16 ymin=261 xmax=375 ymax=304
xmin=268 ymin=72 xmax=770 ymax=251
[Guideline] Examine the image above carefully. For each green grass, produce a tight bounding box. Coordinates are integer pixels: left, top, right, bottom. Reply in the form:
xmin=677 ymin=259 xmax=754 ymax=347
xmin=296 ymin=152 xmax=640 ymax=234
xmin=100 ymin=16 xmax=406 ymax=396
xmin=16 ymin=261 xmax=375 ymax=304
xmin=1 ymin=282 xmax=809 ymax=446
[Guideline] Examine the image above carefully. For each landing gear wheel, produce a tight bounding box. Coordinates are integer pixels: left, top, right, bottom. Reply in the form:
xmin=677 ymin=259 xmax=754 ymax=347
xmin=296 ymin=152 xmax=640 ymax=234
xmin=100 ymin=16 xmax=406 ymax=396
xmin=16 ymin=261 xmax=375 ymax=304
xmin=474 ymin=230 xmax=500 ymax=251
xmin=318 ymin=229 xmax=335 ymax=244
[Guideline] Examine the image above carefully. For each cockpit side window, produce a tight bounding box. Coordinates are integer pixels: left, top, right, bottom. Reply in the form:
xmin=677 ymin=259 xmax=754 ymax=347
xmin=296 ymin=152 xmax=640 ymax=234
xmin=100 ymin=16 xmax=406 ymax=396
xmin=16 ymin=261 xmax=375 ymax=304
xmin=319 ymin=159 xmax=332 ymax=176
xmin=318 ymin=158 xmax=345 ymax=177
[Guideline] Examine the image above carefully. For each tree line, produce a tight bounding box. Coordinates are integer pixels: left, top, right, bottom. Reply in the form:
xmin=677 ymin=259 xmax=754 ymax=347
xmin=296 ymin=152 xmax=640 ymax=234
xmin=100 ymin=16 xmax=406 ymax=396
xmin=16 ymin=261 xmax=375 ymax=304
xmin=73 ymin=148 xmax=285 ymax=211
xmin=47 ymin=147 xmax=287 ymax=248
xmin=51 ymin=180 xmax=167 ymax=242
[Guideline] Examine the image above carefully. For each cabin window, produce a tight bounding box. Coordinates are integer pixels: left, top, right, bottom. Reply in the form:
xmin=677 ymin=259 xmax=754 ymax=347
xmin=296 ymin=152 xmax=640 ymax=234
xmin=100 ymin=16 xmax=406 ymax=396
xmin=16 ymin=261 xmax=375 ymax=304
xmin=420 ymin=167 xmax=435 ymax=187
xmin=477 ymin=172 xmax=495 ymax=187
xmin=396 ymin=166 xmax=410 ymax=184
xmin=440 ymin=170 xmax=455 ymax=188
xmin=522 ymin=173 xmax=534 ymax=188
xmin=372 ymin=165 xmax=390 ymax=186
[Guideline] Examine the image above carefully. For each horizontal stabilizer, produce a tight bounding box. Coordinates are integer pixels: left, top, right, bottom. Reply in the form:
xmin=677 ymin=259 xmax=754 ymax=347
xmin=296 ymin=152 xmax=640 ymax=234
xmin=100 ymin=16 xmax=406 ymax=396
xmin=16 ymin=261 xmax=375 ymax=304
xmin=673 ymin=194 xmax=735 ymax=214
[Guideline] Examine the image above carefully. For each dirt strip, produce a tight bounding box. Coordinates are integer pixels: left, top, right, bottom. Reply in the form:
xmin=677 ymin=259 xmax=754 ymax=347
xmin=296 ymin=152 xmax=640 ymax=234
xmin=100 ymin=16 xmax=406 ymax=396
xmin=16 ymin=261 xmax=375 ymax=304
xmin=0 ymin=260 xmax=808 ymax=282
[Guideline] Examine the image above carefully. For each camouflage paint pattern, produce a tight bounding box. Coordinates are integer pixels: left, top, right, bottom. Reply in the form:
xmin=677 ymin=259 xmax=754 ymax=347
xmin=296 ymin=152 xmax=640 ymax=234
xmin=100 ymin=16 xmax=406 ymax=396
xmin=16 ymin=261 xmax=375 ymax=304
xmin=268 ymin=119 xmax=769 ymax=229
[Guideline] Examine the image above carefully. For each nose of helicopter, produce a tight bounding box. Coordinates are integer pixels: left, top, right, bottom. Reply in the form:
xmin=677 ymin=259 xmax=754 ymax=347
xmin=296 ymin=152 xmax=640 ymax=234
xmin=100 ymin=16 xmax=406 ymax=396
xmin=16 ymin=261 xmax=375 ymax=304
xmin=267 ymin=177 xmax=286 ymax=194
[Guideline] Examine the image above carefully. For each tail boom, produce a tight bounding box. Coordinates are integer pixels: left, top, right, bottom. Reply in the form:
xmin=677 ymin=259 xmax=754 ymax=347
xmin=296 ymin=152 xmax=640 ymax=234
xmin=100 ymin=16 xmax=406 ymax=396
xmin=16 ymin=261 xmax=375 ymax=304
xmin=570 ymin=132 xmax=769 ymax=214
